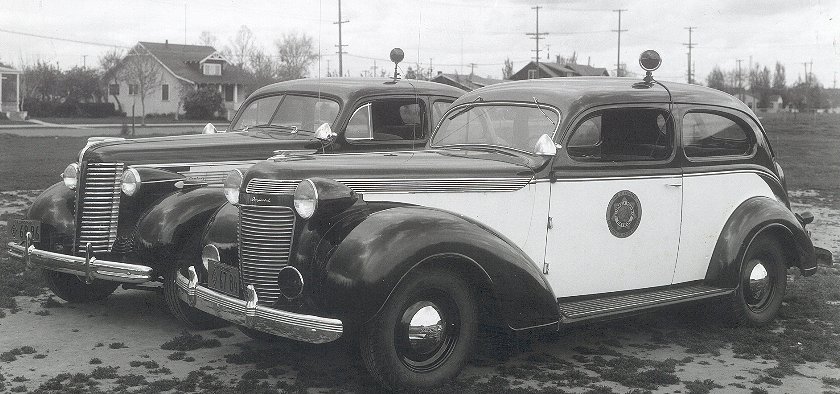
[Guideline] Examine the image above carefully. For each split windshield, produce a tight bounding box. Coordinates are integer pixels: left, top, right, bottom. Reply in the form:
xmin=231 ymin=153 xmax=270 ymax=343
xmin=231 ymin=94 xmax=340 ymax=133
xmin=430 ymin=103 xmax=560 ymax=153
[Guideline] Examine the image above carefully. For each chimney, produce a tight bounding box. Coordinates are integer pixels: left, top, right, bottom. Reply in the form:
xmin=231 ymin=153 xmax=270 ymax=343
xmin=437 ymin=71 xmax=443 ymax=75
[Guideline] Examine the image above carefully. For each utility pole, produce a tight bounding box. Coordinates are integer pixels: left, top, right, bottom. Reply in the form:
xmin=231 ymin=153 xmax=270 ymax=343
xmin=326 ymin=59 xmax=331 ymax=76
xmin=736 ymin=59 xmax=743 ymax=101
xmin=428 ymin=58 xmax=433 ymax=79
xmin=613 ymin=9 xmax=628 ymax=77
xmin=469 ymin=63 xmax=476 ymax=76
xmin=82 ymin=55 xmax=87 ymax=69
xmin=834 ymin=71 xmax=837 ymax=89
xmin=683 ymin=27 xmax=696 ymax=84
xmin=802 ymin=62 xmax=809 ymax=85
xmin=526 ymin=6 xmax=548 ymax=78
xmin=334 ymin=0 xmax=349 ymax=77
xmin=545 ymin=43 xmax=551 ymax=60
xmin=372 ymin=60 xmax=378 ymax=78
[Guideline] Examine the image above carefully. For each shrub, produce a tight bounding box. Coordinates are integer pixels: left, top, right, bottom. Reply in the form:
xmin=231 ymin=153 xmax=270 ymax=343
xmin=182 ymin=88 xmax=223 ymax=120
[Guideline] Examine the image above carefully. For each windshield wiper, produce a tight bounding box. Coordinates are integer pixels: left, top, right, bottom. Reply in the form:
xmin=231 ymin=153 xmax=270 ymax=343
xmin=533 ymin=97 xmax=557 ymax=129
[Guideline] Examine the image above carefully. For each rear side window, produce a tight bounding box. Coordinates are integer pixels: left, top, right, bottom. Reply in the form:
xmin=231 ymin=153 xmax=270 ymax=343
xmin=567 ymin=108 xmax=673 ymax=162
xmin=683 ymin=112 xmax=752 ymax=158
xmin=347 ymin=99 xmax=427 ymax=141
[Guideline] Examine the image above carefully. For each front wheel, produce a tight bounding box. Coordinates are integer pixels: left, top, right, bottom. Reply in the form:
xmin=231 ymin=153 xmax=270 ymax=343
xmin=162 ymin=264 xmax=228 ymax=330
xmin=43 ymin=270 xmax=120 ymax=303
xmin=724 ymin=235 xmax=787 ymax=326
xmin=359 ymin=268 xmax=477 ymax=389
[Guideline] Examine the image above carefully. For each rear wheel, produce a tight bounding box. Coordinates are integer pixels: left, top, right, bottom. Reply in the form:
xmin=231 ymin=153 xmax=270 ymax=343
xmin=359 ymin=268 xmax=477 ymax=389
xmin=162 ymin=263 xmax=228 ymax=330
xmin=43 ymin=270 xmax=119 ymax=303
xmin=724 ymin=235 xmax=787 ymax=326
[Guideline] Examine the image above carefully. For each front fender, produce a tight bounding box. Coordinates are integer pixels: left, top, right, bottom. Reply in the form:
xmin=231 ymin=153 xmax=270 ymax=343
xmin=135 ymin=188 xmax=227 ymax=269
xmin=705 ymin=196 xmax=815 ymax=288
xmin=316 ymin=206 xmax=559 ymax=331
xmin=200 ymin=202 xmax=240 ymax=266
xmin=25 ymin=182 xmax=76 ymax=251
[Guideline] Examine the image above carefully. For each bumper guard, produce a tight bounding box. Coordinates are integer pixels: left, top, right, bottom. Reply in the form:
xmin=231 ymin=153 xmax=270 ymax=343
xmin=175 ymin=267 xmax=343 ymax=344
xmin=7 ymin=232 xmax=152 ymax=284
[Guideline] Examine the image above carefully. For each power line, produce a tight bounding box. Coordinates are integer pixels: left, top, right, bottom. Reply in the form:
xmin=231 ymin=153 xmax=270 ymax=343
xmin=0 ymin=28 xmax=130 ymax=49
xmin=684 ymin=27 xmax=697 ymax=84
xmin=526 ymin=5 xmax=548 ymax=78
xmin=334 ymin=0 xmax=349 ymax=77
xmin=613 ymin=9 xmax=627 ymax=77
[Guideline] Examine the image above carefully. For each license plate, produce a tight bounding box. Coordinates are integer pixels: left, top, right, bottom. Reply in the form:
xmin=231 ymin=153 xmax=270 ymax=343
xmin=207 ymin=259 xmax=241 ymax=297
xmin=9 ymin=219 xmax=41 ymax=243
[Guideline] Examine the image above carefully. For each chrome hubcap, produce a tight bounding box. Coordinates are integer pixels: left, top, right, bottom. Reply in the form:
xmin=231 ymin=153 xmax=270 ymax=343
xmin=747 ymin=261 xmax=770 ymax=301
xmin=405 ymin=302 xmax=446 ymax=355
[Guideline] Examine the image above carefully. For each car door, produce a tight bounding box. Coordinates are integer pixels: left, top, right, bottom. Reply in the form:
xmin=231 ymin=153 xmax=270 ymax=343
xmin=545 ymin=105 xmax=683 ymax=298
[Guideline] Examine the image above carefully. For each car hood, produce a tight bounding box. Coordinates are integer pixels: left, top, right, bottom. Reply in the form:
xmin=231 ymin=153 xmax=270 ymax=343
xmin=244 ymin=149 xmax=538 ymax=185
xmin=83 ymin=131 xmax=322 ymax=165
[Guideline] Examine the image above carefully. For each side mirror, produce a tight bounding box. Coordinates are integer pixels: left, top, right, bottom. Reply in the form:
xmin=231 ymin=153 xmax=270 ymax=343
xmin=534 ymin=134 xmax=558 ymax=157
xmin=202 ymin=123 xmax=218 ymax=134
xmin=314 ymin=123 xmax=337 ymax=142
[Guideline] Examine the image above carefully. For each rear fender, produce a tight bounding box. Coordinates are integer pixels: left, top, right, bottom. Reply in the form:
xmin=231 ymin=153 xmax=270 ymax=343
xmin=705 ymin=196 xmax=815 ymax=287
xmin=316 ymin=206 xmax=559 ymax=332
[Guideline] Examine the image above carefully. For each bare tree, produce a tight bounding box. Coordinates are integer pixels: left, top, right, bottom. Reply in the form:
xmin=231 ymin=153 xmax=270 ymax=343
xmin=248 ymin=49 xmax=278 ymax=89
xmin=99 ymin=48 xmax=124 ymax=112
xmin=502 ymin=58 xmax=514 ymax=80
xmin=225 ymin=25 xmax=256 ymax=68
xmin=121 ymin=47 xmax=161 ymax=126
xmin=275 ymin=32 xmax=318 ymax=81
xmin=198 ymin=31 xmax=218 ymax=47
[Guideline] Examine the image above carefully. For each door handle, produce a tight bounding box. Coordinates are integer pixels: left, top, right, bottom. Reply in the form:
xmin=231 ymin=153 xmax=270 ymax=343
xmin=666 ymin=183 xmax=682 ymax=188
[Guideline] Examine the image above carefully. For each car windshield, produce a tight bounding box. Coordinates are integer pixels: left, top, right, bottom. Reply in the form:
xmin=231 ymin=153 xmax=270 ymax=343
xmin=430 ymin=103 xmax=560 ymax=153
xmin=231 ymin=94 xmax=340 ymax=133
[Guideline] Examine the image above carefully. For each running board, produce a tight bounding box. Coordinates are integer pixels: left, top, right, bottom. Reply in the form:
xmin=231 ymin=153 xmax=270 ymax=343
xmin=557 ymin=284 xmax=732 ymax=323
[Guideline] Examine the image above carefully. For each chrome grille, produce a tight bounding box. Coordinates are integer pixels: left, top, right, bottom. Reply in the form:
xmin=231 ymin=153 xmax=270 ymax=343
xmin=246 ymin=179 xmax=299 ymax=195
xmin=238 ymin=205 xmax=296 ymax=305
xmin=76 ymin=162 xmax=123 ymax=255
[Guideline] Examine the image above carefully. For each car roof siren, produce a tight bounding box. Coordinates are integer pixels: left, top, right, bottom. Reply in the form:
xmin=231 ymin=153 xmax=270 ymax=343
xmin=389 ymin=48 xmax=404 ymax=81
xmin=638 ymin=50 xmax=661 ymax=85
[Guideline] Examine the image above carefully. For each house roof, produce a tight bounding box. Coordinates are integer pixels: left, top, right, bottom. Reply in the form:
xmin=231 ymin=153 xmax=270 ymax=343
xmin=431 ymin=73 xmax=504 ymax=91
xmin=135 ymin=41 xmax=250 ymax=85
xmin=0 ymin=63 xmax=21 ymax=74
xmin=563 ymin=63 xmax=609 ymax=77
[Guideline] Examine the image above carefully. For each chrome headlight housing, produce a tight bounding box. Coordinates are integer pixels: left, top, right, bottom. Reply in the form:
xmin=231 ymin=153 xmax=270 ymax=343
xmin=293 ymin=179 xmax=318 ymax=219
xmin=121 ymin=168 xmax=141 ymax=196
xmin=62 ymin=163 xmax=80 ymax=190
xmin=224 ymin=169 xmax=244 ymax=205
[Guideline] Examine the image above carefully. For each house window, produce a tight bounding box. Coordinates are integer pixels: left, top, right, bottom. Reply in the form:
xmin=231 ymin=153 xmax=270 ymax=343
xmin=161 ymin=84 xmax=169 ymax=101
xmin=109 ymin=84 xmax=120 ymax=95
xmin=224 ymin=85 xmax=234 ymax=102
xmin=128 ymin=84 xmax=139 ymax=95
xmin=203 ymin=63 xmax=222 ymax=76
xmin=527 ymin=69 xmax=537 ymax=79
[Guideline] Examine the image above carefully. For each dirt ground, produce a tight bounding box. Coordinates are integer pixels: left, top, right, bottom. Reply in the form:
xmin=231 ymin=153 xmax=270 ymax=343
xmin=1 ymin=190 xmax=839 ymax=393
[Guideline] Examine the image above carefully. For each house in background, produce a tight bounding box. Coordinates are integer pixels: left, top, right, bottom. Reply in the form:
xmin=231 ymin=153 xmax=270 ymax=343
xmin=0 ymin=63 xmax=23 ymax=119
xmin=104 ymin=41 xmax=251 ymax=119
xmin=765 ymin=94 xmax=784 ymax=113
xmin=510 ymin=55 xmax=610 ymax=80
xmin=431 ymin=72 xmax=503 ymax=91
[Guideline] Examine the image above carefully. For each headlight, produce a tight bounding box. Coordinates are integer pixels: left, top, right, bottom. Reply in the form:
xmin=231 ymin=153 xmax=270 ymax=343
xmin=293 ymin=179 xmax=318 ymax=219
xmin=121 ymin=168 xmax=141 ymax=196
xmin=224 ymin=169 xmax=244 ymax=205
xmin=63 ymin=163 xmax=80 ymax=190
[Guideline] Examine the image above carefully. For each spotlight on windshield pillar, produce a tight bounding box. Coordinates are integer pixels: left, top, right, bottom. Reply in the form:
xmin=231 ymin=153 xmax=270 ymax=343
xmin=390 ymin=48 xmax=404 ymax=80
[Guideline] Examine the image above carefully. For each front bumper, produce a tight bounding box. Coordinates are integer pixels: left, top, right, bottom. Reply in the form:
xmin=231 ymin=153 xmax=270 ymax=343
xmin=175 ymin=267 xmax=343 ymax=344
xmin=7 ymin=239 xmax=153 ymax=284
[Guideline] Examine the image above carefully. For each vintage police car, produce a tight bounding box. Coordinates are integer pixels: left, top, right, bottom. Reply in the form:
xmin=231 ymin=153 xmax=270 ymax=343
xmin=7 ymin=66 xmax=463 ymax=328
xmin=177 ymin=52 xmax=826 ymax=388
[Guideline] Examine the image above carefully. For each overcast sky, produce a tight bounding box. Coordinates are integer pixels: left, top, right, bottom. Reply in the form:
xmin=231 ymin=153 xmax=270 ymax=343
xmin=1 ymin=0 xmax=838 ymax=86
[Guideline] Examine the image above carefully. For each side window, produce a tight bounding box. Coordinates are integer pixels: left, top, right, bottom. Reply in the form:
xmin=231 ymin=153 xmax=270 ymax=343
xmin=346 ymin=104 xmax=372 ymax=140
xmin=567 ymin=108 xmax=673 ymax=162
xmin=348 ymin=99 xmax=427 ymax=142
xmin=431 ymin=100 xmax=454 ymax=127
xmin=683 ymin=112 xmax=752 ymax=158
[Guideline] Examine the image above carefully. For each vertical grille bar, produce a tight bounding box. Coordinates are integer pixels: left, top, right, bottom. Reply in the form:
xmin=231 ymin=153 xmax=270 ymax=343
xmin=76 ymin=162 xmax=123 ymax=255
xmin=238 ymin=205 xmax=296 ymax=305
